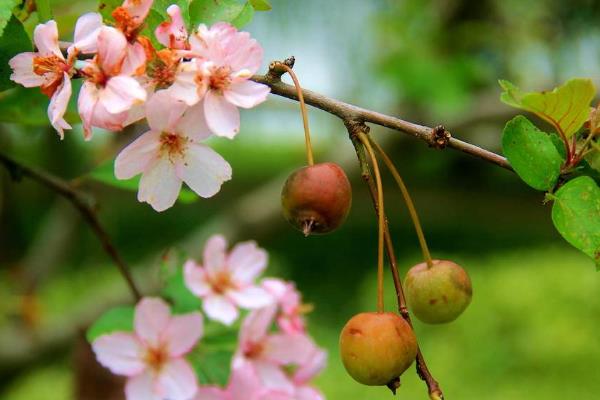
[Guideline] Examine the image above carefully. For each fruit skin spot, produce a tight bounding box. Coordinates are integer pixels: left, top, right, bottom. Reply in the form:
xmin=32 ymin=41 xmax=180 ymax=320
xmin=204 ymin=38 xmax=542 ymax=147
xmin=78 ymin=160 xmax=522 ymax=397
xmin=428 ymin=298 xmax=437 ymax=305
xmin=442 ymin=295 xmax=448 ymax=304
xmin=349 ymin=328 xmax=362 ymax=336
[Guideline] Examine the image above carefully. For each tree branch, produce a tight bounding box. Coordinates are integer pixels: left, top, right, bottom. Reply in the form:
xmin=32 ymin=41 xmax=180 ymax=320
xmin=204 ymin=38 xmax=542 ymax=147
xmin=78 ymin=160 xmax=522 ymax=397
xmin=347 ymin=120 xmax=443 ymax=400
xmin=251 ymin=57 xmax=512 ymax=172
xmin=0 ymin=152 xmax=142 ymax=302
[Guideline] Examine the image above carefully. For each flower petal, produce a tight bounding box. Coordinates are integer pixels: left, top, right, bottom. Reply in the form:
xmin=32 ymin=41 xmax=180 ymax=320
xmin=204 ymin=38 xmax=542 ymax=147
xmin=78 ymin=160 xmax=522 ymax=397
xmin=204 ymin=90 xmax=240 ymax=139
xmin=253 ymin=360 xmax=295 ymax=394
xmin=168 ymin=61 xmax=204 ymax=106
xmin=134 ymin=297 xmax=171 ymax=347
xmin=34 ymin=20 xmax=62 ymax=57
xmin=97 ymin=27 xmax=127 ymax=76
xmin=228 ymin=363 xmax=264 ymax=400
xmin=293 ymin=349 xmax=327 ymax=384
xmin=100 ymin=75 xmax=147 ymax=114
xmin=145 ymin=89 xmax=187 ymax=132
xmin=228 ymin=241 xmax=268 ymax=284
xmin=9 ymin=53 xmax=44 ymax=87
xmin=195 ymin=387 xmax=227 ymax=400
xmin=156 ymin=358 xmax=198 ymax=400
xmin=228 ymin=286 xmax=273 ymax=309
xmin=264 ymin=334 xmax=316 ymax=365
xmin=202 ymin=234 xmax=227 ymax=274
xmin=203 ymin=295 xmax=239 ymax=325
xmin=155 ymin=4 xmax=188 ymax=50
xmin=177 ymin=143 xmax=232 ymax=198
xmin=239 ymin=305 xmax=277 ymax=344
xmin=114 ymin=130 xmax=160 ymax=180
xmin=138 ymin=156 xmax=182 ymax=212
xmin=70 ymin=12 xmax=102 ymax=55
xmin=47 ymin=74 xmax=72 ymax=139
xmin=176 ymin=101 xmax=212 ymax=140
xmin=123 ymin=0 xmax=153 ymax=26
xmin=92 ymin=333 xmax=145 ymax=376
xmin=121 ymin=41 xmax=147 ymax=76
xmin=224 ymin=81 xmax=270 ymax=109
xmin=125 ymin=371 xmax=162 ymax=400
xmin=164 ymin=312 xmax=203 ymax=357
xmin=183 ymin=260 xmax=213 ymax=297
xmin=296 ymin=386 xmax=325 ymax=400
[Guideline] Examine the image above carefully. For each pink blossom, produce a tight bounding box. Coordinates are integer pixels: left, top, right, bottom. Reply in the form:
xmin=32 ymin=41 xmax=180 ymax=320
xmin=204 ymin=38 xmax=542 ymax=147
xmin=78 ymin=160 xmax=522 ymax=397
xmin=169 ymin=23 xmax=270 ymax=139
xmin=9 ymin=20 xmax=74 ymax=138
xmin=78 ymin=26 xmax=146 ymax=139
xmin=292 ymin=349 xmax=327 ymax=400
xmin=155 ymin=5 xmax=188 ymax=50
xmin=184 ymin=235 xmax=273 ymax=325
xmin=195 ymin=363 xmax=293 ymax=400
xmin=263 ymin=278 xmax=307 ymax=334
xmin=92 ymin=297 xmax=203 ymax=400
xmin=68 ymin=12 xmax=103 ymax=56
xmin=112 ymin=0 xmax=154 ymax=74
xmin=232 ymin=305 xmax=317 ymax=393
xmin=114 ymin=90 xmax=231 ymax=212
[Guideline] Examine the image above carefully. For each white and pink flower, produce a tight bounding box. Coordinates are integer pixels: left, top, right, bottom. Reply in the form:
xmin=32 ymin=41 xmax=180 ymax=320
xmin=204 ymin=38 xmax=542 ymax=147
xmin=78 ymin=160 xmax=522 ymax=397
xmin=9 ymin=20 xmax=74 ymax=138
xmin=114 ymin=90 xmax=231 ymax=211
xmin=263 ymin=278 xmax=307 ymax=334
xmin=184 ymin=235 xmax=273 ymax=325
xmin=78 ymin=26 xmax=146 ymax=139
xmin=92 ymin=297 xmax=203 ymax=400
xmin=232 ymin=305 xmax=317 ymax=394
xmin=195 ymin=363 xmax=293 ymax=400
xmin=169 ymin=22 xmax=270 ymax=138
xmin=111 ymin=0 xmax=154 ymax=75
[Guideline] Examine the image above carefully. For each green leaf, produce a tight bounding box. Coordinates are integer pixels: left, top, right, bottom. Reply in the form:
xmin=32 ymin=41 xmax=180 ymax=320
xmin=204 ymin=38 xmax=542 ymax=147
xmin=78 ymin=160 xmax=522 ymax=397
xmin=189 ymin=0 xmax=251 ymax=28
xmin=231 ymin=1 xmax=254 ymax=28
xmin=586 ymin=141 xmax=600 ymax=173
xmin=551 ymin=176 xmax=600 ymax=269
xmin=0 ymin=14 xmax=31 ymax=91
xmin=502 ymin=115 xmax=564 ymax=191
xmin=189 ymin=348 xmax=233 ymax=386
xmin=499 ymin=78 xmax=595 ymax=138
xmin=249 ymin=0 xmax=271 ymax=11
xmin=162 ymin=261 xmax=203 ymax=314
xmin=87 ymin=306 xmax=135 ymax=342
xmin=36 ymin=0 xmax=53 ymax=22
xmin=0 ymin=0 xmax=20 ymax=36
xmin=98 ymin=0 xmax=122 ymax=22
xmin=88 ymin=160 xmax=199 ymax=204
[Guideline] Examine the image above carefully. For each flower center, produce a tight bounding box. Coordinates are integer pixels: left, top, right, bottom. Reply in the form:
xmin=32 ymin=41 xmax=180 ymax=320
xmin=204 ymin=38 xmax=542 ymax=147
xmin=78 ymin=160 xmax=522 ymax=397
xmin=145 ymin=346 xmax=168 ymax=372
xmin=209 ymin=271 xmax=234 ymax=294
xmin=147 ymin=50 xmax=178 ymax=89
xmin=243 ymin=341 xmax=264 ymax=359
xmin=33 ymin=55 xmax=71 ymax=97
xmin=208 ymin=66 xmax=232 ymax=92
xmin=160 ymin=132 xmax=187 ymax=159
xmin=112 ymin=7 xmax=142 ymax=42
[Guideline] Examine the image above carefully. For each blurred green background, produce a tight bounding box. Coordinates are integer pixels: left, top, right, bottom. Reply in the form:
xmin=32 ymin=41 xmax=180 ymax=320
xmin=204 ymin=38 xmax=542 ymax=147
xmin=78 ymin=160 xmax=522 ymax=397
xmin=1 ymin=0 xmax=600 ymax=399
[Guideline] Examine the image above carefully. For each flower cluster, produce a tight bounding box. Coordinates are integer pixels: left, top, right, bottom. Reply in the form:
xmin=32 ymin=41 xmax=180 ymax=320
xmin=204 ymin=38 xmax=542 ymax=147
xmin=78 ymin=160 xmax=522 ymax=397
xmin=9 ymin=0 xmax=270 ymax=211
xmin=92 ymin=235 xmax=325 ymax=400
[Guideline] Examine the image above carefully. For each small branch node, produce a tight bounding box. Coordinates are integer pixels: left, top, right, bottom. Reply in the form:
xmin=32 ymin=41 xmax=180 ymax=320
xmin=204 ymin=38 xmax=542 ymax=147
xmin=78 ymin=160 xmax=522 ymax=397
xmin=267 ymin=56 xmax=296 ymax=81
xmin=430 ymin=125 xmax=451 ymax=149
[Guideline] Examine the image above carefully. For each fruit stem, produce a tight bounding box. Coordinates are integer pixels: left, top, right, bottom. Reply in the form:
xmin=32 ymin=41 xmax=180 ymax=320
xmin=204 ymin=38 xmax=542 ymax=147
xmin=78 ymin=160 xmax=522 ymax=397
xmin=358 ymin=131 xmax=385 ymax=313
xmin=277 ymin=63 xmax=315 ymax=166
xmin=370 ymin=138 xmax=434 ymax=269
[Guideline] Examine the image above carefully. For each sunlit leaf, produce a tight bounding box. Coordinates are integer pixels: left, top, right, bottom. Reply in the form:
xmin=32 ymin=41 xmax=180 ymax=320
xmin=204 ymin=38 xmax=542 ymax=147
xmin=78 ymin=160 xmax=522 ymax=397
xmin=0 ymin=0 xmax=20 ymax=36
xmin=189 ymin=0 xmax=252 ymax=28
xmin=86 ymin=306 xmax=135 ymax=342
xmin=231 ymin=1 xmax=254 ymax=28
xmin=502 ymin=116 xmax=564 ymax=191
xmin=499 ymin=78 xmax=595 ymax=138
xmin=551 ymin=176 xmax=600 ymax=269
xmin=190 ymin=348 xmax=233 ymax=386
xmin=249 ymin=0 xmax=271 ymax=11
xmin=586 ymin=146 xmax=600 ymax=173
xmin=97 ymin=0 xmax=122 ymax=22
xmin=88 ymin=160 xmax=199 ymax=204
xmin=0 ymin=14 xmax=31 ymax=91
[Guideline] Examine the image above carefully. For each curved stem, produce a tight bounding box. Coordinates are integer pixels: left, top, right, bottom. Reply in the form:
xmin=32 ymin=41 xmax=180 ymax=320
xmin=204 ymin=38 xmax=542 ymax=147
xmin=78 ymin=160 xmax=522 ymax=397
xmin=358 ymin=131 xmax=385 ymax=312
xmin=0 ymin=152 xmax=142 ymax=302
xmin=370 ymin=137 xmax=434 ymax=269
xmin=277 ymin=63 xmax=315 ymax=166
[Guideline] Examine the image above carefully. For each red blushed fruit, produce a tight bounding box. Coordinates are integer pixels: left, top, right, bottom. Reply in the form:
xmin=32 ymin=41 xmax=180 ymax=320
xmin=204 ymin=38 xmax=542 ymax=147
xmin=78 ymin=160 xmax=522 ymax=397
xmin=404 ymin=259 xmax=472 ymax=324
xmin=281 ymin=162 xmax=352 ymax=235
xmin=339 ymin=312 xmax=417 ymax=386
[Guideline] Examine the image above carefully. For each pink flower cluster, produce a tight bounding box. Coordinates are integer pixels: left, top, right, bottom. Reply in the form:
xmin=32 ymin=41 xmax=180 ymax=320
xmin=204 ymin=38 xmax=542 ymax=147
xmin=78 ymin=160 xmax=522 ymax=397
xmin=9 ymin=0 xmax=270 ymax=211
xmin=92 ymin=235 xmax=325 ymax=400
